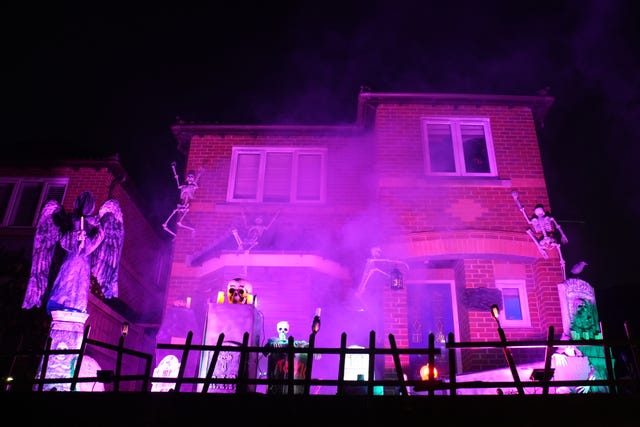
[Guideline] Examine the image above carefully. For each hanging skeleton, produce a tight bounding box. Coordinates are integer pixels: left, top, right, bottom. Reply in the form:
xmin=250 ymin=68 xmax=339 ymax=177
xmin=512 ymin=191 xmax=568 ymax=279
xmin=163 ymin=161 xmax=204 ymax=238
xmin=231 ymin=210 xmax=280 ymax=252
xmin=355 ymin=246 xmax=410 ymax=299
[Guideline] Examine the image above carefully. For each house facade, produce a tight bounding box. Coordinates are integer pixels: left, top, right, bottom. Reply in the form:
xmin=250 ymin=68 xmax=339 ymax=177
xmin=0 ymin=157 xmax=171 ymax=389
xmin=166 ymin=90 xmax=567 ymax=386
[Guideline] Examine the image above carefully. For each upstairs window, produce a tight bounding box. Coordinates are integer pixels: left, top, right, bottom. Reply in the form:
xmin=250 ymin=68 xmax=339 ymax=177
xmin=422 ymin=117 xmax=497 ymax=177
xmin=227 ymin=147 xmax=326 ymax=203
xmin=495 ymin=280 xmax=531 ymax=328
xmin=0 ymin=178 xmax=68 ymax=227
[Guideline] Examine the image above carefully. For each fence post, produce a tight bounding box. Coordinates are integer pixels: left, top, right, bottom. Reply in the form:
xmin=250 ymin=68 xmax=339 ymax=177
xmin=173 ymin=331 xmax=194 ymax=392
xmin=69 ymin=325 xmax=91 ymax=391
xmin=201 ymin=332 xmax=225 ymax=393
xmin=336 ymin=333 xmax=347 ymax=395
xmin=388 ymin=333 xmax=408 ymax=396
xmin=624 ymin=320 xmax=640 ymax=392
xmin=426 ymin=333 xmax=436 ymax=396
xmin=303 ymin=332 xmax=317 ymax=395
xmin=491 ymin=304 xmax=524 ymax=395
xmin=601 ymin=323 xmax=617 ymax=395
xmin=447 ymin=332 xmax=457 ymax=396
xmin=235 ymin=332 xmax=251 ymax=394
xmin=285 ymin=336 xmax=295 ymax=396
xmin=540 ymin=325 xmax=555 ymax=395
xmin=37 ymin=337 xmax=53 ymax=392
xmin=113 ymin=335 xmax=125 ymax=392
xmin=367 ymin=330 xmax=376 ymax=396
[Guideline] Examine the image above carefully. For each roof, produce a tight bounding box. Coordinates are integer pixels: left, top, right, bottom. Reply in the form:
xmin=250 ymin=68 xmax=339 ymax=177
xmin=171 ymin=91 xmax=554 ymax=153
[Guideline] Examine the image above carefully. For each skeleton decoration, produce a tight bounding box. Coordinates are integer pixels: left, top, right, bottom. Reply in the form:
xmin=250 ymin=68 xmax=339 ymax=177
xmin=276 ymin=320 xmax=290 ymax=342
xmin=226 ymin=277 xmax=254 ymax=304
xmin=264 ymin=320 xmax=309 ymax=395
xmin=355 ymin=246 xmax=409 ymax=299
xmin=231 ymin=210 xmax=280 ymax=252
xmin=512 ymin=191 xmax=568 ymax=279
xmin=22 ymin=191 xmax=124 ymax=314
xmin=163 ymin=161 xmax=204 ymax=238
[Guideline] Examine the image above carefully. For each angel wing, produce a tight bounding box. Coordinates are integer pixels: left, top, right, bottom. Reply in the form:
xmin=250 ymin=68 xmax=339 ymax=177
xmin=22 ymin=200 xmax=66 ymax=309
xmin=91 ymin=199 xmax=124 ymax=299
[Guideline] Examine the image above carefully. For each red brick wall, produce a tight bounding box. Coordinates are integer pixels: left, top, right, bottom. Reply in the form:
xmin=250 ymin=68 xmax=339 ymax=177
xmin=168 ymin=97 xmax=566 ymax=378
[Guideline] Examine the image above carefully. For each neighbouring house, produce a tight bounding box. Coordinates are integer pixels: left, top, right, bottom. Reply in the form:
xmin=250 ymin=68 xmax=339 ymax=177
xmin=163 ymin=90 xmax=580 ymax=393
xmin=0 ymin=156 xmax=171 ymax=390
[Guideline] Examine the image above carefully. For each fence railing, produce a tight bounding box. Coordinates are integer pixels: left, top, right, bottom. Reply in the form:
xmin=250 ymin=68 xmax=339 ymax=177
xmin=3 ymin=323 xmax=640 ymax=395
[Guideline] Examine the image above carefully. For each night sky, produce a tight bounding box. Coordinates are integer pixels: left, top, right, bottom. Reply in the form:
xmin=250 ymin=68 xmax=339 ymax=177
xmin=3 ymin=1 xmax=639 ymax=327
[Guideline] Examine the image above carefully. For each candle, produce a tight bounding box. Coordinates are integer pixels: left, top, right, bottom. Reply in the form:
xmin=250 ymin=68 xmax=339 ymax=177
xmin=80 ymin=216 xmax=84 ymax=231
xmin=186 ymin=297 xmax=191 ymax=309
xmin=217 ymin=291 xmax=225 ymax=304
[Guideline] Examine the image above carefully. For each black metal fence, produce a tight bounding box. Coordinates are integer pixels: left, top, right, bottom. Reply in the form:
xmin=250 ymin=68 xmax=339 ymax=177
xmin=3 ymin=323 xmax=639 ymax=395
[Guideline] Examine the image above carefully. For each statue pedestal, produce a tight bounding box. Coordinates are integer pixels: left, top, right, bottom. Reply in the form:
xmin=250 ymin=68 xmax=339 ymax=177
xmin=36 ymin=310 xmax=89 ymax=391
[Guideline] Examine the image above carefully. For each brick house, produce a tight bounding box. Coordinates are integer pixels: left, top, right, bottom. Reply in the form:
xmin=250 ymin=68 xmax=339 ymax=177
xmin=166 ymin=90 xmax=565 ymax=386
xmin=0 ymin=156 xmax=171 ymax=388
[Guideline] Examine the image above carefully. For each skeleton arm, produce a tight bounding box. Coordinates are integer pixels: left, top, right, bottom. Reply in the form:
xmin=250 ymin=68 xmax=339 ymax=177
xmin=241 ymin=209 xmax=249 ymax=229
xmin=511 ymin=191 xmax=532 ymax=225
xmin=266 ymin=210 xmax=281 ymax=230
xmin=170 ymin=162 xmax=180 ymax=188
xmin=355 ymin=258 xmax=409 ymax=297
xmin=550 ymin=217 xmax=569 ymax=244
xmin=194 ymin=166 xmax=204 ymax=185
xmin=356 ymin=263 xmax=390 ymax=297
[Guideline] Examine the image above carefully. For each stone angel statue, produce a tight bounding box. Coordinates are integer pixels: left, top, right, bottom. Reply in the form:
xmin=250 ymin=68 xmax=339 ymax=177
xmin=21 ymin=191 xmax=125 ymax=314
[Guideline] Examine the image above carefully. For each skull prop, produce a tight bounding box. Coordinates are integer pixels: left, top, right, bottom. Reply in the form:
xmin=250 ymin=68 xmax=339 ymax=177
xmin=276 ymin=320 xmax=290 ymax=341
xmin=227 ymin=277 xmax=253 ymax=304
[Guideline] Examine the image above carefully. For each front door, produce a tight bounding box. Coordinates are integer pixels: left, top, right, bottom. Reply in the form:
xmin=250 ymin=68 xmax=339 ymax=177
xmin=407 ymin=281 xmax=457 ymax=379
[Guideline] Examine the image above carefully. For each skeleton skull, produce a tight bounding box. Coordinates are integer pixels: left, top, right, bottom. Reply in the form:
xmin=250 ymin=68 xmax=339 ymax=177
xmin=276 ymin=320 xmax=290 ymax=341
xmin=227 ymin=277 xmax=253 ymax=304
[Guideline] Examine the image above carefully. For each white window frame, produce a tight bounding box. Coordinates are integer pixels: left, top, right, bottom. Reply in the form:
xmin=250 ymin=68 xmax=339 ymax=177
xmin=0 ymin=177 xmax=68 ymax=227
xmin=495 ymin=280 xmax=531 ymax=328
xmin=227 ymin=146 xmax=327 ymax=204
xmin=421 ymin=117 xmax=497 ymax=177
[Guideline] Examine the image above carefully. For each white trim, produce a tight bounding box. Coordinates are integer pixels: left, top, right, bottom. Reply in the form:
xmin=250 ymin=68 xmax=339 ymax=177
xmin=195 ymin=252 xmax=351 ymax=280
xmin=495 ymin=279 xmax=531 ymax=328
xmin=421 ymin=116 xmax=497 ymax=177
xmin=227 ymin=146 xmax=327 ymax=203
xmin=0 ymin=177 xmax=68 ymax=227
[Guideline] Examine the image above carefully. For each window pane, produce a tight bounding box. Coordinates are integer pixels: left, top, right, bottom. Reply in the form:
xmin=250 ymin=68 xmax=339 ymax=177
xmin=461 ymin=125 xmax=490 ymax=173
xmin=45 ymin=183 xmax=66 ymax=204
xmin=0 ymin=182 xmax=15 ymax=224
xmin=296 ymin=153 xmax=321 ymax=200
xmin=426 ymin=124 xmax=455 ymax=173
xmin=264 ymin=152 xmax=292 ymax=202
xmin=229 ymin=147 xmax=325 ymax=204
xmin=12 ymin=182 xmax=43 ymax=226
xmin=502 ymin=288 xmax=523 ymax=321
xmin=234 ymin=153 xmax=260 ymax=199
